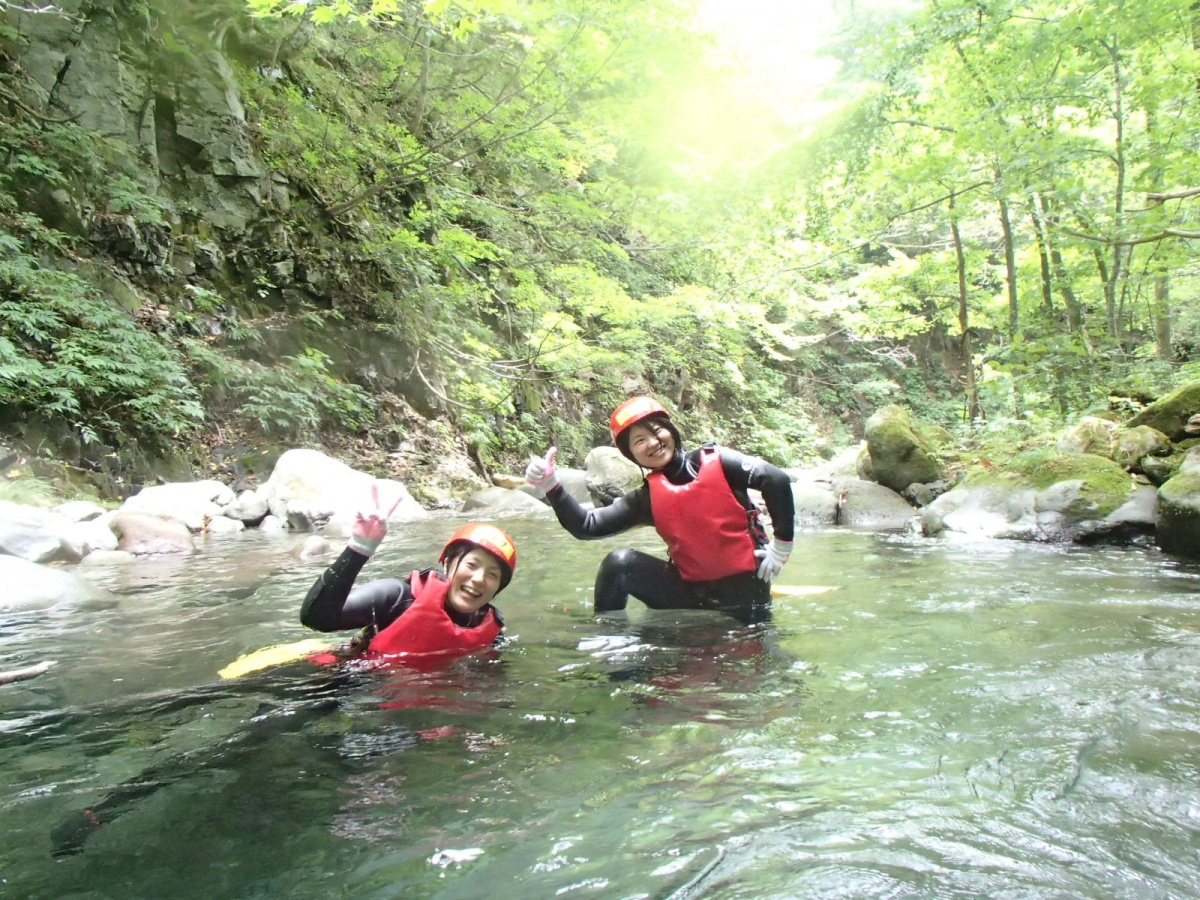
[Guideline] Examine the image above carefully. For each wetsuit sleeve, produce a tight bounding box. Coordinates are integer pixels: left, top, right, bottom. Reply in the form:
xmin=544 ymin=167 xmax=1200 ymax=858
xmin=543 ymin=482 xmax=654 ymax=539
xmin=300 ymin=547 xmax=415 ymax=632
xmin=718 ymin=448 xmax=796 ymax=543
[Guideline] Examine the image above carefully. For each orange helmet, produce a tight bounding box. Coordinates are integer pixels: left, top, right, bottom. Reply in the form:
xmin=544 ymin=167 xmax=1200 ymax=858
xmin=440 ymin=522 xmax=518 ymax=590
xmin=609 ymin=396 xmax=671 ymax=444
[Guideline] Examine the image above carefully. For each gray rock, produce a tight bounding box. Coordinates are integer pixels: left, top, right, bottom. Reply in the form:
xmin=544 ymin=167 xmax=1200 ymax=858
xmin=53 ymin=500 xmax=107 ymax=523
xmin=121 ymin=481 xmax=236 ymax=532
xmin=833 ymin=478 xmax=917 ymax=530
xmin=0 ymin=555 xmax=112 ymax=612
xmin=790 ymin=480 xmax=839 ymax=527
xmin=226 ymin=489 xmax=270 ymax=524
xmin=1113 ymin=425 xmax=1170 ymax=469
xmin=461 ymin=487 xmax=552 ymax=515
xmin=0 ymin=501 xmax=80 ymax=564
xmin=1157 ymin=471 xmax=1200 ymax=558
xmin=262 ymin=448 xmax=426 ymax=531
xmin=110 ymin=511 xmax=197 ymax=556
xmin=1057 ymin=416 xmax=1119 ymax=456
xmin=62 ymin=516 xmax=120 ymax=555
xmin=585 ymin=447 xmax=643 ymax=506
xmin=921 ymin=455 xmax=1154 ymax=544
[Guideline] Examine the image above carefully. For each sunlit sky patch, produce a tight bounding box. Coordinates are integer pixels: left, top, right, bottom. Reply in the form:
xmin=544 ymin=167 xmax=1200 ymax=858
xmin=697 ymin=0 xmax=842 ymax=125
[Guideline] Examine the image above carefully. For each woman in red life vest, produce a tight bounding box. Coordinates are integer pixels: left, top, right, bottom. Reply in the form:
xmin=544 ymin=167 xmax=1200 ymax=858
xmin=300 ymin=483 xmax=516 ymax=660
xmin=525 ymin=396 xmax=795 ymax=625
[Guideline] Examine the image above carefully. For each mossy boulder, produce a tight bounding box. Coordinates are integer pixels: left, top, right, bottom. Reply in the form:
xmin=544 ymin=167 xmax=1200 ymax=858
xmin=1112 ymin=425 xmax=1171 ymax=469
xmin=1139 ymin=438 xmax=1200 ymax=486
xmin=863 ymin=405 xmax=946 ymax=493
xmin=1057 ymin=416 xmax=1119 ymax=457
xmin=921 ymin=451 xmax=1155 ymax=543
xmin=1156 ymin=471 xmax=1200 ymax=559
xmin=1127 ymin=381 xmax=1200 ymax=441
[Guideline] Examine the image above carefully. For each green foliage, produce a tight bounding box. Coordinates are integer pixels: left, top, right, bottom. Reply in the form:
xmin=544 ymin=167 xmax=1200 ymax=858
xmin=105 ymin=175 xmax=171 ymax=227
xmin=0 ymin=476 xmax=59 ymax=507
xmin=183 ymin=342 xmax=376 ymax=441
xmin=0 ymin=227 xmax=203 ymax=447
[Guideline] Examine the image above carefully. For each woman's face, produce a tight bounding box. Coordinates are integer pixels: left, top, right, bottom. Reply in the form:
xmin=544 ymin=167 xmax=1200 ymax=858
xmin=445 ymin=547 xmax=504 ymax=615
xmin=627 ymin=420 xmax=676 ymax=469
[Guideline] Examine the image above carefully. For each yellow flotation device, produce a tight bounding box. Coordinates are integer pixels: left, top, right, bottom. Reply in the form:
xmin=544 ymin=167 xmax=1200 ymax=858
xmin=771 ymin=585 xmax=838 ymax=597
xmin=218 ymin=638 xmax=341 ymax=680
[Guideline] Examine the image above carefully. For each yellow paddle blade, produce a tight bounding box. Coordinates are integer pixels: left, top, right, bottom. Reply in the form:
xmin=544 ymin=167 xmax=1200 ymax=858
xmin=771 ymin=585 xmax=839 ymax=597
xmin=218 ymin=638 xmax=340 ymax=680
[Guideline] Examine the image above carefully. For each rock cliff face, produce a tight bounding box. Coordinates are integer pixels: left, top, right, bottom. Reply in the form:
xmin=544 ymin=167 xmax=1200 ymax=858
xmin=6 ymin=0 xmax=444 ymax=394
xmin=2 ymin=0 xmax=464 ymax=491
xmin=13 ymin=0 xmax=274 ymax=239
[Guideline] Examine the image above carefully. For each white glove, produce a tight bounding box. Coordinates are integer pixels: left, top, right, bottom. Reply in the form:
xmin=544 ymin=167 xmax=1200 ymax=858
xmin=755 ymin=537 xmax=793 ymax=583
xmin=524 ymin=446 xmax=559 ymax=498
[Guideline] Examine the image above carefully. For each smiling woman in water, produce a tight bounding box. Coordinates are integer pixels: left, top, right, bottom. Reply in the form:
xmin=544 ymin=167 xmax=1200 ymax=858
xmin=300 ymin=483 xmax=517 ymax=660
xmin=525 ymin=395 xmax=795 ymax=626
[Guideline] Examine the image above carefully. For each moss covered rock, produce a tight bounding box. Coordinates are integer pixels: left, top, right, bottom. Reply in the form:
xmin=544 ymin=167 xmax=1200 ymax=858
xmin=1156 ymin=471 xmax=1200 ymax=559
xmin=864 ymin=405 xmax=945 ymax=493
xmin=1113 ymin=425 xmax=1170 ymax=469
xmin=1139 ymin=438 xmax=1200 ymax=486
xmin=1127 ymin=381 xmax=1200 ymax=441
xmin=1057 ymin=416 xmax=1119 ymax=457
xmin=921 ymin=450 xmax=1154 ymax=543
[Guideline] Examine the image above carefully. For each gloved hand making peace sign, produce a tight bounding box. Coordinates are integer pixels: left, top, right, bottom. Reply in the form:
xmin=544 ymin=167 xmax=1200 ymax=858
xmin=347 ymin=481 xmax=404 ymax=558
xmin=524 ymin=446 xmax=559 ymax=499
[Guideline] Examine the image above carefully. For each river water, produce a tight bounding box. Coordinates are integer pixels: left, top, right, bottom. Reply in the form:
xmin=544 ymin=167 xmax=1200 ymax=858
xmin=3 ymin=517 xmax=1200 ymax=898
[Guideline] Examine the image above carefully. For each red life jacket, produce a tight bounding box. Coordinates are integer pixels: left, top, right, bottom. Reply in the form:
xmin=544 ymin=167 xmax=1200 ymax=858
xmin=647 ymin=446 xmax=760 ymax=582
xmin=365 ymin=569 xmax=502 ymax=658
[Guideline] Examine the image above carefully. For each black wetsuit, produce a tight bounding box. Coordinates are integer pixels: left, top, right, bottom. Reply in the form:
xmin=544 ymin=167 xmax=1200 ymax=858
xmin=545 ymin=444 xmax=795 ymax=625
xmin=300 ymin=549 xmax=503 ymax=641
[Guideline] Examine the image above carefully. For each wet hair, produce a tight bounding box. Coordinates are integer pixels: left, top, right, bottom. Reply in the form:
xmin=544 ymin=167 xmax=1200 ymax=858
xmin=616 ymin=413 xmax=682 ymax=464
xmin=442 ymin=542 xmax=513 ymax=592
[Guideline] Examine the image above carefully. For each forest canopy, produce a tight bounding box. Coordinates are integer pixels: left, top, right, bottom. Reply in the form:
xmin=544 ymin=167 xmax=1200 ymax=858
xmin=2 ymin=0 xmax=1199 ymax=484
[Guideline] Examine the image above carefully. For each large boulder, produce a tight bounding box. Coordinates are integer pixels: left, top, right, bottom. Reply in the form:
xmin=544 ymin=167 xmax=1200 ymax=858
xmin=1113 ymin=425 xmax=1171 ymax=469
xmin=262 ymin=448 xmax=426 ymax=532
xmin=120 ymin=480 xmax=236 ymax=531
xmin=0 ymin=555 xmax=114 ymax=612
xmin=461 ymin=487 xmax=552 ymax=515
xmin=516 ymin=466 xmax=591 ymax=507
xmin=0 ymin=501 xmax=82 ymax=564
xmin=920 ymin=451 xmax=1155 ymax=543
xmin=788 ymin=478 xmax=915 ymax=530
xmin=1140 ymin=438 xmax=1200 ymax=486
xmin=225 ymin=489 xmax=270 ymax=525
xmin=1057 ymin=416 xmax=1119 ymax=456
xmin=109 ymin=510 xmax=197 ymax=555
xmin=833 ymin=478 xmax=918 ymax=530
xmin=863 ymin=406 xmax=946 ymax=493
xmin=1157 ymin=470 xmax=1200 ymax=559
xmin=584 ymin=448 xmax=643 ymax=506
xmin=791 ymin=480 xmax=840 ymax=527
xmin=1127 ymin=381 xmax=1200 ymax=441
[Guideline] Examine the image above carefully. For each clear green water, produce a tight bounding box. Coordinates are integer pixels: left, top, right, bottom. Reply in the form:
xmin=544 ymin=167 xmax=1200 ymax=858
xmin=3 ymin=519 xmax=1200 ymax=898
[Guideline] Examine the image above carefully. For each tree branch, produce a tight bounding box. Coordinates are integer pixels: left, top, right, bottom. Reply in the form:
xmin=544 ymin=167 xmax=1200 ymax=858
xmin=1145 ymin=186 xmax=1200 ymax=205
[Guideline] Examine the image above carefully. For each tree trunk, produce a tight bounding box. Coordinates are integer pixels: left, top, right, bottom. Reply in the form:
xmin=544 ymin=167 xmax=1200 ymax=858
xmin=1154 ymin=276 xmax=1173 ymax=360
xmin=1039 ymin=195 xmax=1085 ymax=334
xmin=1029 ymin=202 xmax=1055 ymax=315
xmin=950 ymin=191 xmax=981 ymax=422
xmin=998 ymin=193 xmax=1018 ymax=337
